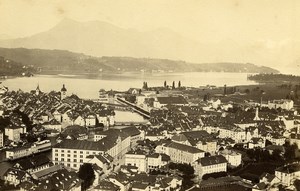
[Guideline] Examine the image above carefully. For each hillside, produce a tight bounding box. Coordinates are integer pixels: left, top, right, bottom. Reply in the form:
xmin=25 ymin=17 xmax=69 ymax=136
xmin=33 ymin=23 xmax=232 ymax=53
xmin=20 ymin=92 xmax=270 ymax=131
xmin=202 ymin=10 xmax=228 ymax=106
xmin=0 ymin=48 xmax=279 ymax=74
xmin=0 ymin=55 xmax=35 ymax=77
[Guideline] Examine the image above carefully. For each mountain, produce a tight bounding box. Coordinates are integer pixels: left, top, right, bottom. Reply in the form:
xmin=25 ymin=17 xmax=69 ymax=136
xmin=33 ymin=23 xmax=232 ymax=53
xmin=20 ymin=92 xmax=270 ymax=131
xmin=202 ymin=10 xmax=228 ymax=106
xmin=0 ymin=47 xmax=279 ymax=74
xmin=0 ymin=19 xmax=202 ymax=62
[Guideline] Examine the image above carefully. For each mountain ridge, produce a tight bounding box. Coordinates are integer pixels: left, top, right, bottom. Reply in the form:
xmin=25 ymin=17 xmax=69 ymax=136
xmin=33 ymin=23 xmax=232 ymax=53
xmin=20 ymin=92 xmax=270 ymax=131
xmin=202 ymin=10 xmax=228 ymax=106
xmin=0 ymin=47 xmax=279 ymax=74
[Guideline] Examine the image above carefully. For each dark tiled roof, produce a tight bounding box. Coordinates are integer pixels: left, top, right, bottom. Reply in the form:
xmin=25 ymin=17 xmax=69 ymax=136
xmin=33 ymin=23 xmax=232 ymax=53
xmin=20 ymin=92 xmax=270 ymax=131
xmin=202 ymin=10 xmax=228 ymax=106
xmin=167 ymin=141 xmax=204 ymax=154
xmin=156 ymin=96 xmax=188 ymax=105
xmin=196 ymin=155 xmax=227 ymax=166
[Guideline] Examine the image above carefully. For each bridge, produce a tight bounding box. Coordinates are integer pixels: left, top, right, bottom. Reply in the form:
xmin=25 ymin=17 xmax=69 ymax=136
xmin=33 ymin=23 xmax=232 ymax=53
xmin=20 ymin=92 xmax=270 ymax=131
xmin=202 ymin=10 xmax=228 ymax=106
xmin=116 ymin=97 xmax=150 ymax=119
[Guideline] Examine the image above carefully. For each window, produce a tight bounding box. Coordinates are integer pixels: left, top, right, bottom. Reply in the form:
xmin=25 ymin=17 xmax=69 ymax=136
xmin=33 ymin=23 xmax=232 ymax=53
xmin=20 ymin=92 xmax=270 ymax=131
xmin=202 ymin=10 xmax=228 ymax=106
xmin=74 ymin=164 xmax=77 ymax=168
xmin=80 ymin=159 xmax=83 ymax=163
xmin=61 ymin=150 xmax=64 ymax=152
xmin=74 ymin=159 xmax=77 ymax=162
xmin=67 ymin=150 xmax=70 ymax=153
xmin=61 ymin=154 xmax=64 ymax=157
xmin=67 ymin=159 xmax=70 ymax=162
xmin=74 ymin=155 xmax=77 ymax=158
xmin=80 ymin=155 xmax=83 ymax=158
xmin=67 ymin=154 xmax=70 ymax=157
xmin=74 ymin=151 xmax=77 ymax=153
xmin=80 ymin=151 xmax=83 ymax=154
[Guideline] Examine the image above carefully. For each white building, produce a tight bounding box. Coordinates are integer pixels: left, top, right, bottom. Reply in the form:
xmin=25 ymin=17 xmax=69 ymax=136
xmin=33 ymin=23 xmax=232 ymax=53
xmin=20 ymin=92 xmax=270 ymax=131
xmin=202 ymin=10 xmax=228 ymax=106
xmin=155 ymin=141 xmax=205 ymax=164
xmin=5 ymin=125 xmax=26 ymax=142
xmin=0 ymin=130 xmax=3 ymax=148
xmin=125 ymin=151 xmax=147 ymax=172
xmin=193 ymin=155 xmax=227 ymax=178
xmin=275 ymin=163 xmax=300 ymax=187
xmin=268 ymin=99 xmax=294 ymax=111
xmin=219 ymin=149 xmax=242 ymax=167
xmin=53 ymin=131 xmax=131 ymax=170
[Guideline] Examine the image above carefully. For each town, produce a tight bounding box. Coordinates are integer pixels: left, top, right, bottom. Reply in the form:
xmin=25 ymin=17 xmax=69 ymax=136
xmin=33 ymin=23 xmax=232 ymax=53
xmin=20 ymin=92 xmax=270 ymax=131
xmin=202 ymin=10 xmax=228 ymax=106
xmin=0 ymin=81 xmax=299 ymax=191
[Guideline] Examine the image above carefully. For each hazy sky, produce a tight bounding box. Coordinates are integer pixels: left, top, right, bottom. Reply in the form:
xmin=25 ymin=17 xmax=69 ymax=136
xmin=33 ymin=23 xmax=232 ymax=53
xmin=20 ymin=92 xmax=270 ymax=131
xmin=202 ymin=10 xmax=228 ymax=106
xmin=0 ymin=0 xmax=300 ymax=72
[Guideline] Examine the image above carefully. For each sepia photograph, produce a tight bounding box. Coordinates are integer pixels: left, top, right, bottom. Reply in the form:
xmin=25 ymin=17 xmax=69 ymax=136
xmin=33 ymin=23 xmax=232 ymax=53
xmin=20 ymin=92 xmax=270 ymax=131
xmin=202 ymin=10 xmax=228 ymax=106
xmin=0 ymin=0 xmax=300 ymax=190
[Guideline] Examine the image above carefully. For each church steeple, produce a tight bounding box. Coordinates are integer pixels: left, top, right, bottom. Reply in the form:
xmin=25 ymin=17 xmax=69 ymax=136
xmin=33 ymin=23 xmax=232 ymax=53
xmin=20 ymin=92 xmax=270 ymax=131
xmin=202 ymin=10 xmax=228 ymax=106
xmin=61 ymin=84 xmax=67 ymax=100
xmin=35 ymin=84 xmax=40 ymax=96
xmin=254 ymin=107 xmax=260 ymax=121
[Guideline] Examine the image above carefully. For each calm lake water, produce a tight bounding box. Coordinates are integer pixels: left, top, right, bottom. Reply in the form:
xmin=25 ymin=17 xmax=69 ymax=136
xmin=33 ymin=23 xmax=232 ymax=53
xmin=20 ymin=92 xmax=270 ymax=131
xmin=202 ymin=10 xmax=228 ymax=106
xmin=1 ymin=72 xmax=256 ymax=99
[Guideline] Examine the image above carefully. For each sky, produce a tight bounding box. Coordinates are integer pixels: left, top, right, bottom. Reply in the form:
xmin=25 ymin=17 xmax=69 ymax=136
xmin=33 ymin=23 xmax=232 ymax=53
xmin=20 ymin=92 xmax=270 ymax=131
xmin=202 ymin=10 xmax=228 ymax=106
xmin=0 ymin=0 xmax=300 ymax=73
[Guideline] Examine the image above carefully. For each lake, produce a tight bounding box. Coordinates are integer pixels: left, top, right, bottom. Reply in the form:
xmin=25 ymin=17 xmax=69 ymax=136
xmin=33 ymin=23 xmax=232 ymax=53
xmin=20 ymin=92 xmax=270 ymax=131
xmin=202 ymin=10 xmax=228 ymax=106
xmin=1 ymin=72 xmax=256 ymax=99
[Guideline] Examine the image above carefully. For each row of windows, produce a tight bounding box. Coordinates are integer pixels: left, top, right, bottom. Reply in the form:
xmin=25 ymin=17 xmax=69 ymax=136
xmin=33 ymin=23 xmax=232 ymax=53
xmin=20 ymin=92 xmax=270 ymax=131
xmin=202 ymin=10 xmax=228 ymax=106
xmin=55 ymin=153 xmax=84 ymax=158
xmin=54 ymin=158 xmax=83 ymax=163
xmin=54 ymin=162 xmax=79 ymax=168
xmin=54 ymin=149 xmax=99 ymax=155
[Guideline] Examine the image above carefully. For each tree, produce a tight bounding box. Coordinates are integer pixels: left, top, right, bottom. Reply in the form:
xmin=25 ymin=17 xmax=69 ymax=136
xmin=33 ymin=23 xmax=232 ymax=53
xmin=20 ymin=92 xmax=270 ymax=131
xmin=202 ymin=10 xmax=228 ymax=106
xmin=245 ymin=89 xmax=250 ymax=94
xmin=178 ymin=81 xmax=181 ymax=88
xmin=164 ymin=81 xmax=167 ymax=87
xmin=172 ymin=81 xmax=175 ymax=89
xmin=78 ymin=163 xmax=95 ymax=191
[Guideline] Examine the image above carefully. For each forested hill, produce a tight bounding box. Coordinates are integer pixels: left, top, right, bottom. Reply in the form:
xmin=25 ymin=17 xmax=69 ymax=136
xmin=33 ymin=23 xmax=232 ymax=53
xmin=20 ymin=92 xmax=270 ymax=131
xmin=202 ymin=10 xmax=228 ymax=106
xmin=0 ymin=55 xmax=35 ymax=77
xmin=248 ymin=73 xmax=300 ymax=83
xmin=0 ymin=48 xmax=279 ymax=74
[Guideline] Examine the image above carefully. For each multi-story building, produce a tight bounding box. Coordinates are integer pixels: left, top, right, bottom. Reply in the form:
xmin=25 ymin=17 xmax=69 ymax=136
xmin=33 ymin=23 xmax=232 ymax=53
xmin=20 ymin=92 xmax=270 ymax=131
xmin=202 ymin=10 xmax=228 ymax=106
xmin=53 ymin=130 xmax=131 ymax=169
xmin=219 ymin=149 xmax=242 ymax=167
xmin=155 ymin=141 xmax=205 ymax=164
xmin=5 ymin=125 xmax=26 ymax=142
xmin=0 ymin=130 xmax=4 ymax=148
xmin=268 ymin=99 xmax=294 ymax=111
xmin=147 ymin=153 xmax=170 ymax=170
xmin=125 ymin=150 xmax=147 ymax=172
xmin=275 ymin=163 xmax=300 ymax=187
xmin=193 ymin=155 xmax=227 ymax=178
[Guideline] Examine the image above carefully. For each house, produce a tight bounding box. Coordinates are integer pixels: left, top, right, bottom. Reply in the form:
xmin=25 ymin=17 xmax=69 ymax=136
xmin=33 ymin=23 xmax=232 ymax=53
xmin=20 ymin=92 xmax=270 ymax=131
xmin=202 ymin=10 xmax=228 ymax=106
xmin=153 ymin=96 xmax=188 ymax=108
xmin=268 ymin=99 xmax=294 ymax=110
xmin=275 ymin=163 xmax=300 ymax=187
xmin=85 ymin=153 xmax=114 ymax=175
xmin=290 ymin=133 xmax=300 ymax=148
xmin=128 ymin=88 xmax=141 ymax=95
xmin=125 ymin=150 xmax=147 ymax=172
xmin=248 ymin=138 xmax=265 ymax=149
xmin=108 ymin=172 xmax=131 ymax=191
xmin=5 ymin=125 xmax=26 ymax=142
xmin=3 ymin=168 xmax=31 ymax=186
xmin=94 ymin=179 xmax=120 ymax=191
xmin=73 ymin=115 xmax=85 ymax=127
xmin=193 ymin=155 xmax=227 ymax=178
xmin=13 ymin=154 xmax=51 ymax=174
xmin=147 ymin=153 xmax=170 ymax=171
xmin=219 ymin=149 xmax=242 ymax=167
xmin=85 ymin=114 xmax=96 ymax=127
xmin=33 ymin=168 xmax=81 ymax=191
xmin=43 ymin=119 xmax=62 ymax=132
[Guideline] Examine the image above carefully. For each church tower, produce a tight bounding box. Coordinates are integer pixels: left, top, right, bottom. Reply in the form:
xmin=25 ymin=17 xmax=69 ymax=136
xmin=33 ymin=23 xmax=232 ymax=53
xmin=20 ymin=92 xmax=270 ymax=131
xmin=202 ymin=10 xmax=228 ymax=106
xmin=253 ymin=107 xmax=260 ymax=121
xmin=36 ymin=84 xmax=40 ymax=96
xmin=61 ymin=84 xmax=67 ymax=100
